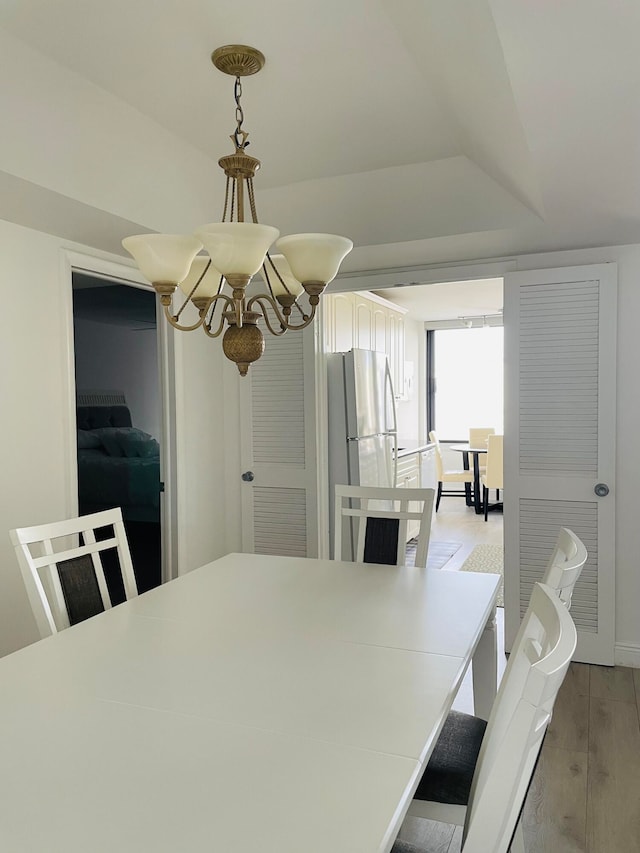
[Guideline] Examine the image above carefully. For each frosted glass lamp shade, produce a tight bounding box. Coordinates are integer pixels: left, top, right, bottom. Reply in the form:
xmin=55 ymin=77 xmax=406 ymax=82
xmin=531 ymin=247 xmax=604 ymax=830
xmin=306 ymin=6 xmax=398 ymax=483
xmin=195 ymin=222 xmax=279 ymax=277
xmin=122 ymin=235 xmax=202 ymax=284
xmin=178 ymin=257 xmax=224 ymax=299
xmin=260 ymin=254 xmax=304 ymax=298
xmin=276 ymin=234 xmax=353 ymax=284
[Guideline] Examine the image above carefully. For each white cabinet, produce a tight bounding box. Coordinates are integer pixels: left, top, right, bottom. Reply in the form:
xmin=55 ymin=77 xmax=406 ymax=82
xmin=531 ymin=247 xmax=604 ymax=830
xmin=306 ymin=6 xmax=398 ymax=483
xmin=395 ymin=446 xmax=437 ymax=542
xmin=324 ymin=291 xmax=407 ymax=399
xmin=420 ymin=447 xmax=437 ymax=525
xmin=395 ymin=454 xmax=421 ymax=541
xmin=331 ymin=292 xmax=355 ymax=353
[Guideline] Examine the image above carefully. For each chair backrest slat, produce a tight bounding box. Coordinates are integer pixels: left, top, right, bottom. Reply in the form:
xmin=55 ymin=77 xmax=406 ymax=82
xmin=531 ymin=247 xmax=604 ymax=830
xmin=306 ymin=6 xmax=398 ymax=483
xmin=483 ymin=434 xmax=503 ymax=489
xmin=542 ymin=527 xmax=588 ymax=609
xmin=10 ymin=508 xmax=138 ymax=638
xmin=461 ymin=583 xmax=577 ymax=852
xmin=428 ymin=431 xmax=445 ymax=479
xmin=468 ymin=427 xmax=495 ymax=448
xmin=334 ymin=484 xmax=435 ymax=567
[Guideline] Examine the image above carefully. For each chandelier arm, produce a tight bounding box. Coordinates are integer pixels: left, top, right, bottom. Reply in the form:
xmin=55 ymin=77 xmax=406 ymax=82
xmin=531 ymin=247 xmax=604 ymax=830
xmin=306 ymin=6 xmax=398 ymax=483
xmin=247 ymin=294 xmax=317 ymax=332
xmin=163 ymin=303 xmax=208 ymax=332
xmin=202 ymin=307 xmax=230 ymax=339
xmin=292 ymin=299 xmax=307 ymax=320
xmin=230 ymin=175 xmax=236 ymax=221
xmin=261 ymin=258 xmax=278 ymax=300
xmin=278 ymin=301 xmax=317 ymax=331
xmin=261 ymin=254 xmax=307 ymax=322
xmin=248 ymin=178 xmax=259 ymax=224
xmin=222 ymin=176 xmax=232 ymax=222
xmin=247 ymin=296 xmax=289 ymax=336
xmin=173 ymin=259 xmax=213 ymax=323
xmin=200 ymin=293 xmax=236 ymax=338
xmin=205 ymin=274 xmax=227 ymax=326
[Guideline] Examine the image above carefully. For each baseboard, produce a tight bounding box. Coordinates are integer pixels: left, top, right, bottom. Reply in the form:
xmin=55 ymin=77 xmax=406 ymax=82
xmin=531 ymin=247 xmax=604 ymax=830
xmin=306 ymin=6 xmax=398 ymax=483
xmin=614 ymin=642 xmax=640 ymax=668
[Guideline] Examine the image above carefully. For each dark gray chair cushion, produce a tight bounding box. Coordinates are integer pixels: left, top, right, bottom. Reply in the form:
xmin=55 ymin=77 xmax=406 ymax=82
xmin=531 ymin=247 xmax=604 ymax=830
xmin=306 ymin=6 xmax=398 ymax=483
xmin=413 ymin=710 xmax=487 ymax=806
xmin=391 ymin=841 xmax=426 ymax=853
xmin=58 ymin=554 xmax=105 ymax=626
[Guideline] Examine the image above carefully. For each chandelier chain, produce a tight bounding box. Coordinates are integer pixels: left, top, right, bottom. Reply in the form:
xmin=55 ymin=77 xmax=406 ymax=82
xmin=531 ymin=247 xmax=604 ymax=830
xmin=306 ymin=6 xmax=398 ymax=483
xmin=233 ymin=76 xmax=248 ymax=150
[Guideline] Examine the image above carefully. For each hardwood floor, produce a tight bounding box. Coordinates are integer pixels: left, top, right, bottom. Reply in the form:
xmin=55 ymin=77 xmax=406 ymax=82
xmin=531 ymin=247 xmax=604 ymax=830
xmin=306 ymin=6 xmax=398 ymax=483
xmin=397 ymin=504 xmax=640 ymax=852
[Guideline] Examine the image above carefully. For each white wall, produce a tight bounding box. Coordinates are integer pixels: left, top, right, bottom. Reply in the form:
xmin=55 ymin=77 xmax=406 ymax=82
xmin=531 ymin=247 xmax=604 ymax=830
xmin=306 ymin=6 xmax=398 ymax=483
xmin=395 ymin=315 xmax=425 ymax=442
xmin=0 ymin=221 xmax=74 ymax=653
xmin=0 ymin=29 xmax=218 ymax=239
xmin=0 ymin=219 xmax=231 ymax=656
xmin=74 ymin=317 xmax=161 ymax=439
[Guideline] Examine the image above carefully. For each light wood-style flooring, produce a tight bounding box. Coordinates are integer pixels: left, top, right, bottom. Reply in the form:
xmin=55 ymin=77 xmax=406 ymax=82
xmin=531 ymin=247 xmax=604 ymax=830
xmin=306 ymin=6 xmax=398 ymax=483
xmin=397 ymin=503 xmax=640 ymax=852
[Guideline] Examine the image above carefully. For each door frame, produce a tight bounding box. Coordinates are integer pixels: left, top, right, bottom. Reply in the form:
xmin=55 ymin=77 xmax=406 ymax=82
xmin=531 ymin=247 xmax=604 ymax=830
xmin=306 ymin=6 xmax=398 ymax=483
xmin=60 ymin=247 xmax=178 ymax=584
xmin=316 ymin=258 xmax=517 ymax=557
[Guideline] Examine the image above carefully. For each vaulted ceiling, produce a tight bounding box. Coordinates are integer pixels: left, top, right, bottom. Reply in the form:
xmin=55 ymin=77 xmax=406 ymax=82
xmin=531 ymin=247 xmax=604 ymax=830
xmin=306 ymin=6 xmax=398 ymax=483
xmin=1 ymin=0 xmax=638 ymax=277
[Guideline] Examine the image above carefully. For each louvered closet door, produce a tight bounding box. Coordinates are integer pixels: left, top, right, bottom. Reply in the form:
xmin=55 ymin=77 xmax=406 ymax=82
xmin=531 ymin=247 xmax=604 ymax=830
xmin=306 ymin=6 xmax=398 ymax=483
xmin=504 ymin=264 xmax=616 ymax=664
xmin=239 ymin=326 xmax=319 ymax=558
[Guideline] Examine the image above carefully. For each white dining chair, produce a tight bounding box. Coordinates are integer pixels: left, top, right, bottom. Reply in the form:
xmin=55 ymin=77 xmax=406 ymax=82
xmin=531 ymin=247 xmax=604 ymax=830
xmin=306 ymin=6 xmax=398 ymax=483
xmin=429 ymin=430 xmax=473 ymax=511
xmin=10 ymin=507 xmax=138 ymax=638
xmin=334 ymin=484 xmax=435 ymax=567
xmin=480 ymin=434 xmax=503 ymax=520
xmin=468 ymin=426 xmax=495 ymax=446
xmin=468 ymin=427 xmax=495 ymax=472
xmin=392 ymin=581 xmax=577 ymax=853
xmin=542 ymin=527 xmax=588 ymax=609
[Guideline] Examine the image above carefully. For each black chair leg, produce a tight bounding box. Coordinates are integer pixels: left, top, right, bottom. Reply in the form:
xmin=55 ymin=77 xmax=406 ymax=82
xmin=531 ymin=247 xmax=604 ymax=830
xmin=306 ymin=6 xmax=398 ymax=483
xmin=483 ymin=485 xmax=489 ymax=521
xmin=436 ymin=482 xmax=442 ymax=512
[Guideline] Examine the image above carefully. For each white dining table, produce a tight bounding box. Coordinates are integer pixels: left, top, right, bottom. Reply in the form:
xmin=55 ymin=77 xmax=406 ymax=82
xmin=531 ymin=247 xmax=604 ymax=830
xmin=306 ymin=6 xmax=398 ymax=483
xmin=0 ymin=552 xmax=500 ymax=853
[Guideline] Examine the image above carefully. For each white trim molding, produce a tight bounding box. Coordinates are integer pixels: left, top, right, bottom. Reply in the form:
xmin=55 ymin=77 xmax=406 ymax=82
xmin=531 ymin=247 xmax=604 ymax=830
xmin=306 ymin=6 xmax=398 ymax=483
xmin=614 ymin=643 xmax=640 ymax=669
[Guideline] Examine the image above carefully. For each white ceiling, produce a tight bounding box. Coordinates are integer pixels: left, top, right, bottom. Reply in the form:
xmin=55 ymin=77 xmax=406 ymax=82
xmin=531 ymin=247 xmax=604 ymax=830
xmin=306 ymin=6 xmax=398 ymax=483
xmin=373 ymin=277 xmax=504 ymax=322
xmin=1 ymin=0 xmax=639 ymax=305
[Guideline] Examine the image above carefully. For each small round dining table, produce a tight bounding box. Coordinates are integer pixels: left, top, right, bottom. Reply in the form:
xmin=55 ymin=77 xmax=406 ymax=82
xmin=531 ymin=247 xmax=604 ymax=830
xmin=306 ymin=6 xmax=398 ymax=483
xmin=449 ymin=443 xmax=488 ymax=515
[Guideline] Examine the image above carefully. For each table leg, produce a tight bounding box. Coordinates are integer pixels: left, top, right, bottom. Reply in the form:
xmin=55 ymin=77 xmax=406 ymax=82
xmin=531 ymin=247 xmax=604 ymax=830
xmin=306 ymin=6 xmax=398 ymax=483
xmin=472 ymin=451 xmax=483 ymax=515
xmin=472 ymin=611 xmax=497 ymax=720
xmin=462 ymin=451 xmax=473 ymax=506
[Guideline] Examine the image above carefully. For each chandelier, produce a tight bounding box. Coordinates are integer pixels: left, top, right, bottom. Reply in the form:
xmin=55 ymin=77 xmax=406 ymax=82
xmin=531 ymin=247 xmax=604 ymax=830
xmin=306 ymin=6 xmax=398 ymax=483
xmin=122 ymin=44 xmax=353 ymax=376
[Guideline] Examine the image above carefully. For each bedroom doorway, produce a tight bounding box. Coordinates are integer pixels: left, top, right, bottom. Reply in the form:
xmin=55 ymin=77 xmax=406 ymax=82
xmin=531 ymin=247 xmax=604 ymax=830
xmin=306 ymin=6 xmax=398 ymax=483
xmin=72 ymin=273 xmax=163 ymax=595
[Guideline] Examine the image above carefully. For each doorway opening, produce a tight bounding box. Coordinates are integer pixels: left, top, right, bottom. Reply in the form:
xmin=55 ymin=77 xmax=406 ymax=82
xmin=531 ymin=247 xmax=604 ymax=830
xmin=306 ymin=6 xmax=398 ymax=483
xmin=320 ymin=276 xmax=504 ymax=574
xmin=72 ymin=273 xmax=163 ymax=594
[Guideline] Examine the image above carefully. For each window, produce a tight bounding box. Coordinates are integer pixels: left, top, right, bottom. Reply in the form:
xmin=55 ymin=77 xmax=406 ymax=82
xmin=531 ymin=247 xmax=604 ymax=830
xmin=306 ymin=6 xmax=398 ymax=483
xmin=428 ymin=327 xmax=504 ymax=440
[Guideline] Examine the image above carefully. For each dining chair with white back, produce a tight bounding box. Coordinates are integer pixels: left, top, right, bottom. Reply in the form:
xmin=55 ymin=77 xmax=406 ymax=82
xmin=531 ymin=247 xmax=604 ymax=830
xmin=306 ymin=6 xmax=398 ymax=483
xmin=429 ymin=430 xmax=474 ymax=511
xmin=480 ymin=434 xmax=503 ymax=521
xmin=334 ymin=484 xmax=435 ymax=567
xmin=10 ymin=507 xmax=138 ymax=638
xmin=392 ymin=581 xmax=577 ymax=853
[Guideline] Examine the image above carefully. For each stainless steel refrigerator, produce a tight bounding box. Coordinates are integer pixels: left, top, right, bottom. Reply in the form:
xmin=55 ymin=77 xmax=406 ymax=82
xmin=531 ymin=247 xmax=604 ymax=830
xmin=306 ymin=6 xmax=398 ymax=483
xmin=327 ymin=349 xmax=398 ymax=557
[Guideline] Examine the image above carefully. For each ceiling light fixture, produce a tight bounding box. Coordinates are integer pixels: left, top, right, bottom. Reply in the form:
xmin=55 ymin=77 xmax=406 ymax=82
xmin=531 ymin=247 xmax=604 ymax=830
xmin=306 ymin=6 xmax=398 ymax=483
xmin=122 ymin=45 xmax=353 ymax=376
xmin=458 ymin=313 xmax=503 ymax=329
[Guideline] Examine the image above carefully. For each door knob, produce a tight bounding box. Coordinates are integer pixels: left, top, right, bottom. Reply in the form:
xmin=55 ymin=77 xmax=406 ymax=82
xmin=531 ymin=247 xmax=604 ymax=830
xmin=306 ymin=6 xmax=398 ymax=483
xmin=594 ymin=483 xmax=609 ymax=497
xmin=241 ymin=471 xmax=255 ymax=482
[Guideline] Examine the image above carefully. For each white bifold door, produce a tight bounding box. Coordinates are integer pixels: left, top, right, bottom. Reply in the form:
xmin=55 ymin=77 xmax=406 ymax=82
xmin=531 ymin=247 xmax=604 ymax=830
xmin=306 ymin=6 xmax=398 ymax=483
xmin=239 ymin=326 xmax=319 ymax=558
xmin=504 ymin=263 xmax=616 ymax=664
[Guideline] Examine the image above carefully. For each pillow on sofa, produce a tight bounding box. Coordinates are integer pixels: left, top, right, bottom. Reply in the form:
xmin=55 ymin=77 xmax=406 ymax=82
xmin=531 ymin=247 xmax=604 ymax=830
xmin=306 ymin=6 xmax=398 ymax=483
xmin=92 ymin=427 xmax=155 ymax=458
xmin=123 ymin=437 xmax=160 ymax=458
xmin=77 ymin=430 xmax=102 ymax=450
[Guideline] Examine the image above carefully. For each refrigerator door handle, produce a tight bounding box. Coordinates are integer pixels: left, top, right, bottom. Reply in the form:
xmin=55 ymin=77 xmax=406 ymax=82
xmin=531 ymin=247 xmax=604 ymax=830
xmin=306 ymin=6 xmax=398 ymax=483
xmin=385 ymin=359 xmax=398 ymax=486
